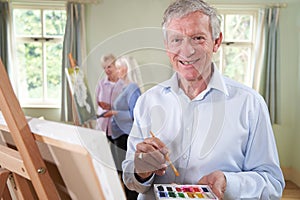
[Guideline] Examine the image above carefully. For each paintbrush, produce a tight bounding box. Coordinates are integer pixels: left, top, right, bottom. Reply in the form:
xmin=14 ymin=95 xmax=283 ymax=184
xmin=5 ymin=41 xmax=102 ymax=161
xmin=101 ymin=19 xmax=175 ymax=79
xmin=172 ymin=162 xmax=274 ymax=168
xmin=150 ymin=131 xmax=180 ymax=177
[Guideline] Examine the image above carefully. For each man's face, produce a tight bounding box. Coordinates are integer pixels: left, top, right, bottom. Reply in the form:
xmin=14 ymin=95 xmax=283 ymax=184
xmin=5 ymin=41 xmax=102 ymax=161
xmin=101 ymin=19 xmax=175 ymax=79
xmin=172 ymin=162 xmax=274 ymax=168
xmin=165 ymin=11 xmax=222 ymax=82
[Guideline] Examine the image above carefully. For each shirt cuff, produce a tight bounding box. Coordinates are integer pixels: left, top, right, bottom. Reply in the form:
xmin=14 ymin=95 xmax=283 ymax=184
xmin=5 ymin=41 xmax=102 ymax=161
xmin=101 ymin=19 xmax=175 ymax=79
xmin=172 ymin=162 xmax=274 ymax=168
xmin=127 ymin=173 xmax=154 ymax=194
xmin=223 ymin=172 xmax=240 ymax=199
xmin=134 ymin=173 xmax=154 ymax=183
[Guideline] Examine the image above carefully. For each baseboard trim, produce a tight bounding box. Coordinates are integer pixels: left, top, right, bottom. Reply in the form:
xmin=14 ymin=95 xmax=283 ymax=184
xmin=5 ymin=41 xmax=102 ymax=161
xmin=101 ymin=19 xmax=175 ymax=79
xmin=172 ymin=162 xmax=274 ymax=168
xmin=282 ymin=166 xmax=300 ymax=187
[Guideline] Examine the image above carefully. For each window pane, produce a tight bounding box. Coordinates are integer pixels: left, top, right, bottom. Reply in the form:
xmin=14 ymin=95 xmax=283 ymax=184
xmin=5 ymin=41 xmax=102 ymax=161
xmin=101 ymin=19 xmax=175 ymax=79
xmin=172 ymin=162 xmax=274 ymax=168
xmin=14 ymin=9 xmax=41 ymax=36
xmin=213 ymin=49 xmax=221 ymax=70
xmin=46 ymin=42 xmax=63 ymax=100
xmin=220 ymin=14 xmax=225 ymax=33
xmin=16 ymin=42 xmax=43 ymax=101
xmin=44 ymin=10 xmax=67 ymax=36
xmin=225 ymin=14 xmax=252 ymax=41
xmin=223 ymin=46 xmax=250 ymax=84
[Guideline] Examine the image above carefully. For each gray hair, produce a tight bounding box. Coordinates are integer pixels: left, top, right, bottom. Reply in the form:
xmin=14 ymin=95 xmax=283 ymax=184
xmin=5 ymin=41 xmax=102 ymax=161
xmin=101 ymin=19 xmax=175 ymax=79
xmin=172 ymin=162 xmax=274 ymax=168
xmin=100 ymin=53 xmax=116 ymax=67
xmin=162 ymin=0 xmax=221 ymax=40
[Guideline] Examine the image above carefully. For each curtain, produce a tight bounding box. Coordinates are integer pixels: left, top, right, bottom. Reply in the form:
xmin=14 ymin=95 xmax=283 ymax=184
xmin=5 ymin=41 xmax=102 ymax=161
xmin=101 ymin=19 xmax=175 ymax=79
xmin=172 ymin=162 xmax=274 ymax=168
xmin=252 ymin=7 xmax=280 ymax=124
xmin=0 ymin=2 xmax=8 ymax=68
xmin=61 ymin=2 xmax=86 ymax=122
xmin=0 ymin=2 xmax=11 ymax=71
xmin=0 ymin=1 xmax=16 ymax=90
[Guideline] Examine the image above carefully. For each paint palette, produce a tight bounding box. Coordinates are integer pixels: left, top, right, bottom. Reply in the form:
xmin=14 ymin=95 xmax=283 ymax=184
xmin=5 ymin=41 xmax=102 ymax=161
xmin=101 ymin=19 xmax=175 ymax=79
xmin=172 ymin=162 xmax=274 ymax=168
xmin=154 ymin=184 xmax=218 ymax=199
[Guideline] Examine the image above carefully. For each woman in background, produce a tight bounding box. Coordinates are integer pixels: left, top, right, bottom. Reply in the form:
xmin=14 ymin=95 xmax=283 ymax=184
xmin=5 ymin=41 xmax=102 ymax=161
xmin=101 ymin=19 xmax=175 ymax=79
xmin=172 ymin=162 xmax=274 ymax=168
xmin=95 ymin=53 xmax=123 ymax=143
xmin=111 ymin=56 xmax=142 ymax=200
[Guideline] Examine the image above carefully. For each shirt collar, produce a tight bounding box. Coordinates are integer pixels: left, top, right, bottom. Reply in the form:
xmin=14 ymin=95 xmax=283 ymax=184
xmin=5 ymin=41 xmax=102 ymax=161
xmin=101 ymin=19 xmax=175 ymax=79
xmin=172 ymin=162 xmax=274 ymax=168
xmin=103 ymin=76 xmax=117 ymax=85
xmin=208 ymin=63 xmax=229 ymax=96
xmin=159 ymin=63 xmax=229 ymax=97
xmin=159 ymin=72 xmax=180 ymax=94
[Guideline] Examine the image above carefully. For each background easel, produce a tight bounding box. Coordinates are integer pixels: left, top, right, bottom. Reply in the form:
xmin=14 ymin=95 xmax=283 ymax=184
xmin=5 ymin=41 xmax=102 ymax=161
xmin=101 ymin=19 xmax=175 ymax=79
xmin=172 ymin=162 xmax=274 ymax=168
xmin=67 ymin=53 xmax=95 ymax=128
xmin=0 ymin=59 xmax=60 ymax=199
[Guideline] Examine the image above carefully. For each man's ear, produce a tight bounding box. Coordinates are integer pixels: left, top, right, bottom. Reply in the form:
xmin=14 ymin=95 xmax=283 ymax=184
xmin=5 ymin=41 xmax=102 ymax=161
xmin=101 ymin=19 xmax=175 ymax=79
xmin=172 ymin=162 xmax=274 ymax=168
xmin=213 ymin=32 xmax=223 ymax=52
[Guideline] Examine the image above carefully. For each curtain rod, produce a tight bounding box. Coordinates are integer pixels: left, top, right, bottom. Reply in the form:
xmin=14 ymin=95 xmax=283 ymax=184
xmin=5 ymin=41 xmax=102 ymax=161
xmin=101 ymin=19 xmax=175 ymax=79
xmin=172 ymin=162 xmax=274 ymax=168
xmin=6 ymin=0 xmax=100 ymax=4
xmin=66 ymin=0 xmax=100 ymax=4
xmin=213 ymin=2 xmax=287 ymax=9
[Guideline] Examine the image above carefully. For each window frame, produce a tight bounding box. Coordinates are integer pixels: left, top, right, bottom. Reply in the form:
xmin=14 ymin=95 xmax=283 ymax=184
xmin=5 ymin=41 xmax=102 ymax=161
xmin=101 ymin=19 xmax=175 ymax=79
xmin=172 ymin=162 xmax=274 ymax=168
xmin=12 ymin=4 xmax=66 ymax=108
xmin=214 ymin=6 xmax=259 ymax=87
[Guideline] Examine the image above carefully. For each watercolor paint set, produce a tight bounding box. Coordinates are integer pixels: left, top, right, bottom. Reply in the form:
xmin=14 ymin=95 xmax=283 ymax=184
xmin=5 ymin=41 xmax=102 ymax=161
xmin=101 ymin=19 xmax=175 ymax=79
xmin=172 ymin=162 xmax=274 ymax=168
xmin=154 ymin=184 xmax=218 ymax=199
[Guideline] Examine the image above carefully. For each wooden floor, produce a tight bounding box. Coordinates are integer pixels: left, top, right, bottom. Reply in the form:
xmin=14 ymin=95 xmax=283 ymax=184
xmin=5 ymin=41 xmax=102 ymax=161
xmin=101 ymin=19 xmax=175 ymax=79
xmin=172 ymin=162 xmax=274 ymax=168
xmin=282 ymin=181 xmax=300 ymax=200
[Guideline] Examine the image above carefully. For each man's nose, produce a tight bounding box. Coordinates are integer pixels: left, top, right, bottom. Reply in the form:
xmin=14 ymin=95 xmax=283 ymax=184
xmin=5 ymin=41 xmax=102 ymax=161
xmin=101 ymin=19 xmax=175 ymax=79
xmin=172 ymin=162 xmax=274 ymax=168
xmin=181 ymin=38 xmax=196 ymax=58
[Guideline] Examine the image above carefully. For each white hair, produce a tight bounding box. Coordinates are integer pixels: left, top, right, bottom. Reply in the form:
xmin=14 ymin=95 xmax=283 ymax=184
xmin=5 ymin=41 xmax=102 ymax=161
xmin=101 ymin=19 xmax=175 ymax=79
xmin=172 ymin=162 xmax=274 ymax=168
xmin=115 ymin=56 xmax=143 ymax=89
xmin=162 ymin=0 xmax=221 ymax=40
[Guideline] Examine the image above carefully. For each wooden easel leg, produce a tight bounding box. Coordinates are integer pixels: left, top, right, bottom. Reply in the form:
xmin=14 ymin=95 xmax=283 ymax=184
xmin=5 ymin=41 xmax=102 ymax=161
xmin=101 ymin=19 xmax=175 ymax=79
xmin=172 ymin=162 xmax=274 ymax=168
xmin=0 ymin=168 xmax=10 ymax=197
xmin=88 ymin=121 xmax=94 ymax=129
xmin=0 ymin=59 xmax=60 ymax=199
xmin=71 ymin=95 xmax=80 ymax=126
xmin=2 ymin=185 xmax=12 ymax=200
xmin=10 ymin=173 xmax=37 ymax=200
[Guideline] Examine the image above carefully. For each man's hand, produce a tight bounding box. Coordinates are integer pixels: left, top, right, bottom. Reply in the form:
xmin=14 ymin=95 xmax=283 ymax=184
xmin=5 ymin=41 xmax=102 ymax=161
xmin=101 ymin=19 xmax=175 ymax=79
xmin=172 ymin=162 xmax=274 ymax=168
xmin=198 ymin=170 xmax=226 ymax=200
xmin=134 ymin=137 xmax=169 ymax=180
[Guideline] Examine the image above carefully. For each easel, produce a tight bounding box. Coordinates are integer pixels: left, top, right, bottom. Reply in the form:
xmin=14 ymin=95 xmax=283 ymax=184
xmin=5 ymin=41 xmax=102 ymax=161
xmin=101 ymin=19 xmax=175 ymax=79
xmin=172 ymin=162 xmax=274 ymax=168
xmin=67 ymin=53 xmax=94 ymax=128
xmin=0 ymin=59 xmax=60 ymax=199
xmin=0 ymin=59 xmax=126 ymax=200
xmin=67 ymin=53 xmax=81 ymax=126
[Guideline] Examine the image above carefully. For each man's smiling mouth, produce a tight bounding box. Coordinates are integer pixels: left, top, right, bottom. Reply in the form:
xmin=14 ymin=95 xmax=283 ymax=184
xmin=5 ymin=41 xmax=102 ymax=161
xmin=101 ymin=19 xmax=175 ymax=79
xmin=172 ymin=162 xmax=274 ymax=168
xmin=179 ymin=58 xmax=200 ymax=65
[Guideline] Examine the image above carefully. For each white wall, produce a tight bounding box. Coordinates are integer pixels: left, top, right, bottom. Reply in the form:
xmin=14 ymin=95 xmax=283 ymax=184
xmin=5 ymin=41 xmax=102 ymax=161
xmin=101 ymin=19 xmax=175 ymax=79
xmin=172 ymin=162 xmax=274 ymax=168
xmin=85 ymin=0 xmax=174 ymax=95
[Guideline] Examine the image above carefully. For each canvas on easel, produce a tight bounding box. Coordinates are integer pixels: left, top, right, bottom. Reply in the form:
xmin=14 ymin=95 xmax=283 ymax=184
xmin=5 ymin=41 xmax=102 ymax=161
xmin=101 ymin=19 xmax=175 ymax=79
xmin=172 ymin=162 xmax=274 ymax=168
xmin=0 ymin=114 xmax=126 ymax=200
xmin=66 ymin=53 xmax=96 ymax=126
xmin=0 ymin=59 xmax=126 ymax=199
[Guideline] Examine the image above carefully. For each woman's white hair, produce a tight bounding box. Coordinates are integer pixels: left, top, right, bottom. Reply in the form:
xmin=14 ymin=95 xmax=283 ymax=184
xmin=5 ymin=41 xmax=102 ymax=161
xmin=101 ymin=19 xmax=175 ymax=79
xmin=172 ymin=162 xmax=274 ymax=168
xmin=115 ymin=56 xmax=143 ymax=89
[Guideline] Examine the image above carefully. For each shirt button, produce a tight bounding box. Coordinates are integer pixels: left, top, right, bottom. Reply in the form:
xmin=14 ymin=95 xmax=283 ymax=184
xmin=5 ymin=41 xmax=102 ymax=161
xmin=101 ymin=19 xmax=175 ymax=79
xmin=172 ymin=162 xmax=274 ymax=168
xmin=183 ymin=154 xmax=188 ymax=160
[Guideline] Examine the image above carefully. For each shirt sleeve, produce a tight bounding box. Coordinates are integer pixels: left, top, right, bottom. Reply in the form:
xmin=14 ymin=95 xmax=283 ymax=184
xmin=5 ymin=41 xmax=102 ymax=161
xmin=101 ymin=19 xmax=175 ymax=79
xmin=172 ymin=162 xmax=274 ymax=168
xmin=95 ymin=81 xmax=100 ymax=104
xmin=122 ymin=94 xmax=156 ymax=194
xmin=113 ymin=84 xmax=141 ymax=133
xmin=95 ymin=80 xmax=107 ymax=115
xmin=128 ymin=86 xmax=141 ymax=119
xmin=223 ymin=96 xmax=285 ymax=199
xmin=123 ymin=159 xmax=155 ymax=194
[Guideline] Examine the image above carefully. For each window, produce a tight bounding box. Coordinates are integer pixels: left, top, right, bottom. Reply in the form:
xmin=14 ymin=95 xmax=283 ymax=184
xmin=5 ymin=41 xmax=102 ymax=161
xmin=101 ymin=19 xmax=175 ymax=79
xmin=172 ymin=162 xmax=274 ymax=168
xmin=13 ymin=6 xmax=66 ymax=107
xmin=213 ymin=8 xmax=258 ymax=87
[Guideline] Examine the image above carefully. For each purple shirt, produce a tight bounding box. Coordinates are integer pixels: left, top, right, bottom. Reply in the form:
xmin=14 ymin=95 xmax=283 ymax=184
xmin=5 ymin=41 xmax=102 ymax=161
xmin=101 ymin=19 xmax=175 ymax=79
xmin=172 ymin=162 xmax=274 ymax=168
xmin=95 ymin=77 xmax=124 ymax=136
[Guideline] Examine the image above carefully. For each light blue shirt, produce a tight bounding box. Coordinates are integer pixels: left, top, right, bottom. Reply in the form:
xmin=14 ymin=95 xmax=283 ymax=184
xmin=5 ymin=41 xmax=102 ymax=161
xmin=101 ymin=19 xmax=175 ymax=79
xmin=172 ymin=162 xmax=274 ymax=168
xmin=111 ymin=82 xmax=141 ymax=139
xmin=122 ymin=64 xmax=285 ymax=200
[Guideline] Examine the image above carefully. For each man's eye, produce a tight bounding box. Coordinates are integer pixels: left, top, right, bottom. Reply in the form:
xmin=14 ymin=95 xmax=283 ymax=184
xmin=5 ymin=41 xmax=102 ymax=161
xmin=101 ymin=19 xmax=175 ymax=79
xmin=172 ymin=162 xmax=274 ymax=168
xmin=172 ymin=38 xmax=181 ymax=43
xmin=193 ymin=36 xmax=205 ymax=42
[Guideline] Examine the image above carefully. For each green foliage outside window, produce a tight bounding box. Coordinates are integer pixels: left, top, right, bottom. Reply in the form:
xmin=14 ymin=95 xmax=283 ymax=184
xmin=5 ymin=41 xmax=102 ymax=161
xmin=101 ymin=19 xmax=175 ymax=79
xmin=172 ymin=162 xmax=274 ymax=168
xmin=14 ymin=8 xmax=66 ymax=105
xmin=45 ymin=10 xmax=66 ymax=36
xmin=215 ymin=13 xmax=254 ymax=86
